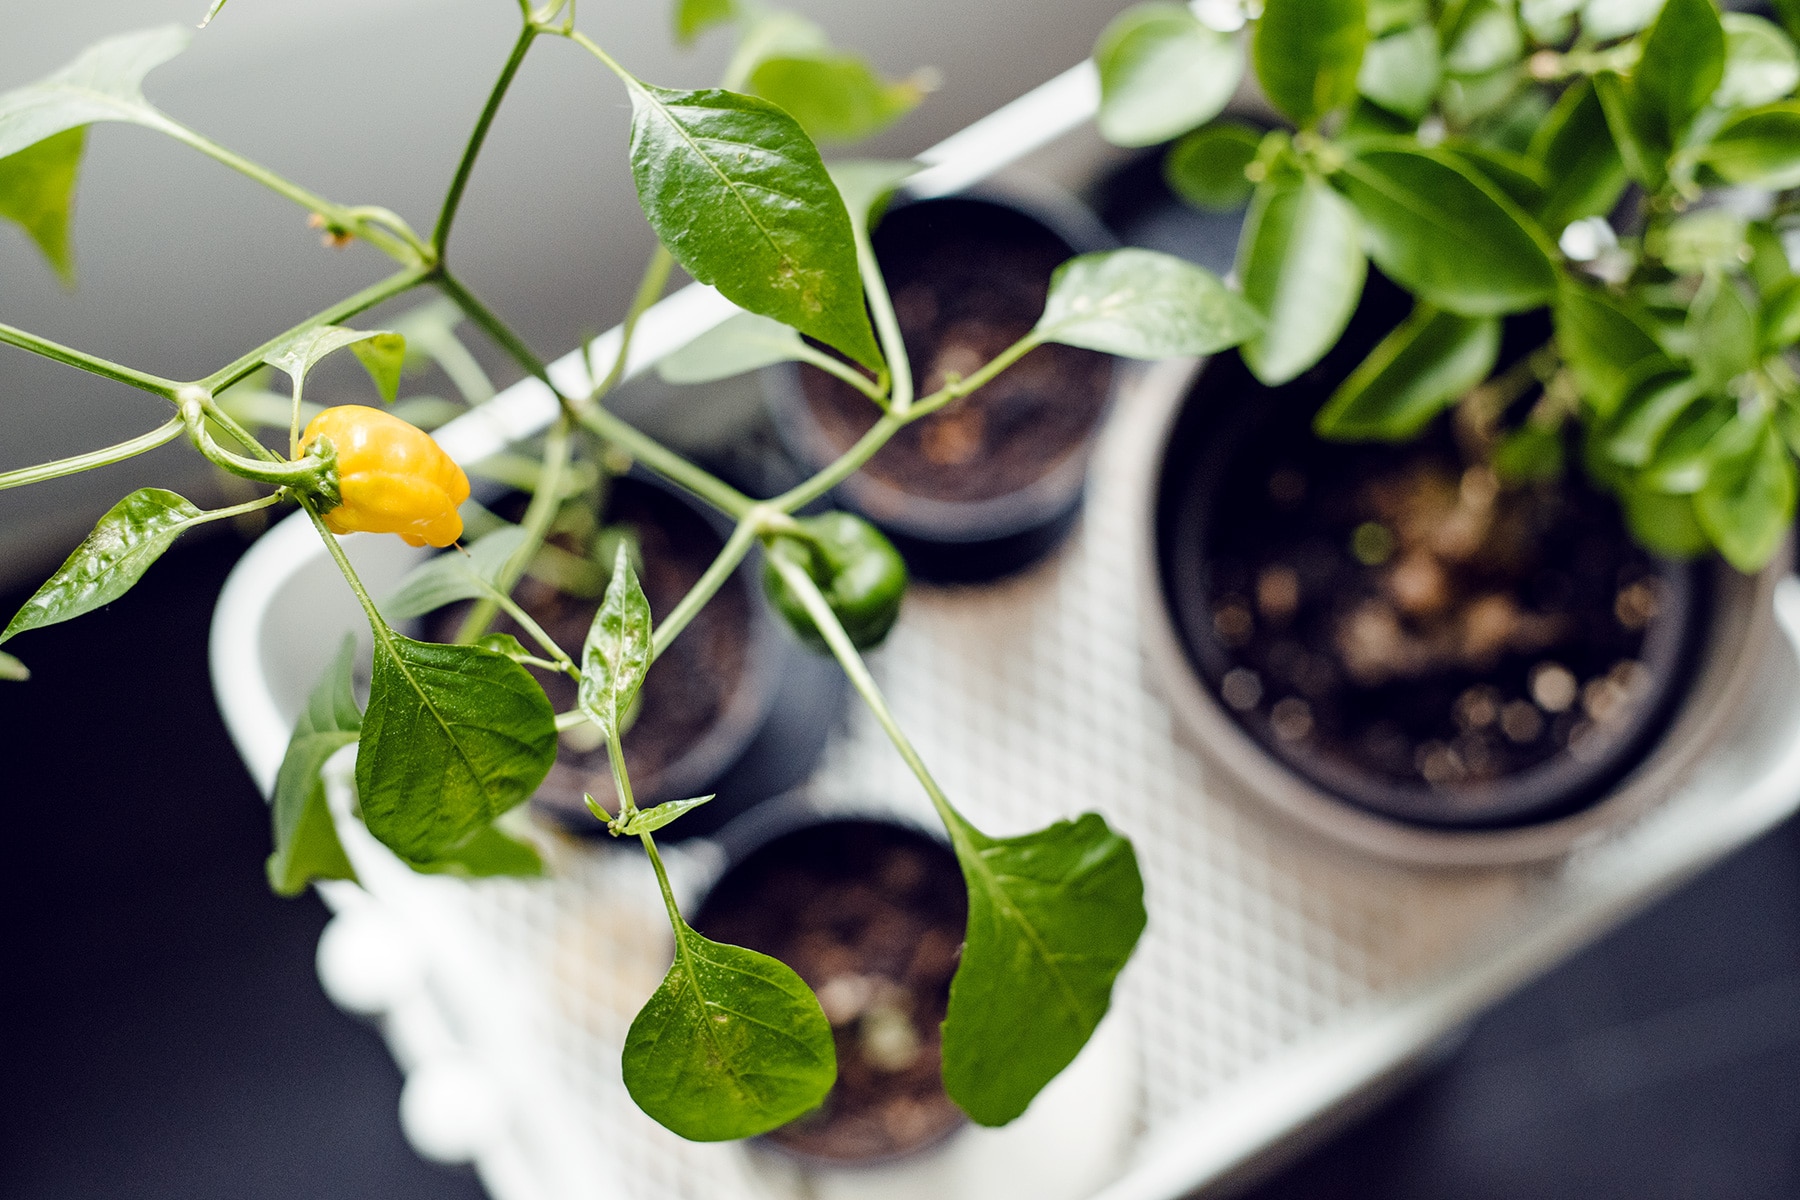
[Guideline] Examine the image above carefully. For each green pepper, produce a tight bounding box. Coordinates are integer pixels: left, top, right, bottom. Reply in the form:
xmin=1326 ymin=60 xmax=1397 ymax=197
xmin=763 ymin=512 xmax=907 ymax=652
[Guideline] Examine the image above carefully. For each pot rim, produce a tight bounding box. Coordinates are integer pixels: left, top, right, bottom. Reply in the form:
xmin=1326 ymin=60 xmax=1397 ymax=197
xmin=1126 ymin=355 xmax=1790 ymax=870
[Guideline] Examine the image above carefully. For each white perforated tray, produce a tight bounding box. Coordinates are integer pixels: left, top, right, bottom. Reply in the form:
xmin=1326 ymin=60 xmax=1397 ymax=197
xmin=209 ymin=52 xmax=1800 ymax=1200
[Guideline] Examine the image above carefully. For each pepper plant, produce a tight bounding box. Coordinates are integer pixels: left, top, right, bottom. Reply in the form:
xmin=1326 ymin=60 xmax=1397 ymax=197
xmin=0 ymin=0 xmax=1263 ymax=1142
xmin=1096 ymin=0 xmax=1800 ymax=571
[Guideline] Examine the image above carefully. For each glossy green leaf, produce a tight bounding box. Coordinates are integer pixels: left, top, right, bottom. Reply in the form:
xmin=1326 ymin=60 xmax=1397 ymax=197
xmin=622 ymin=916 xmax=835 ymax=1141
xmin=1641 ymin=399 xmax=1734 ymax=494
xmin=579 ymin=544 xmax=653 ymax=743
xmin=1335 ymin=142 xmax=1558 ymax=316
xmin=1554 ymin=282 xmax=1664 ymax=417
xmin=749 ymin=53 xmax=925 ymax=144
xmin=621 ymin=795 xmax=715 ymax=836
xmin=1095 ymin=4 xmax=1244 ymax=147
xmin=0 ymin=127 xmax=83 ymax=284
xmin=1446 ymin=142 xmax=1547 ymax=211
xmin=0 ymin=27 xmax=189 ymax=161
xmin=407 ymin=820 xmax=545 ymax=879
xmin=1776 ymin=0 xmax=1800 ymax=42
xmin=1530 ymin=80 xmax=1628 ymax=234
xmin=940 ymin=809 xmax=1146 ymax=1127
xmin=264 ymin=325 xmax=408 ymax=405
xmin=1716 ymin=14 xmax=1800 ymax=109
xmin=1636 ymin=0 xmax=1725 ymax=146
xmin=1034 ymin=248 xmax=1264 ymax=359
xmin=1763 ymin=278 xmax=1800 ymax=352
xmin=2 ymin=488 xmax=211 ymax=644
xmin=1697 ymin=418 xmax=1796 ymax=570
xmin=0 ymin=650 xmax=29 ymax=682
xmin=1604 ymin=369 xmax=1702 ymax=466
xmin=1697 ymin=102 xmax=1800 ymax=189
xmin=624 ymin=80 xmax=882 ymax=371
xmin=1238 ymin=175 xmax=1367 ymax=385
xmin=356 ymin=633 xmax=557 ymax=863
xmin=1656 ymin=208 xmax=1747 ymax=275
xmin=675 ymin=0 xmax=737 ymax=43
xmin=1523 ymin=0 xmax=1585 ymax=42
xmin=1444 ymin=2 xmax=1522 ymax=76
xmin=381 ymin=526 xmax=529 ymax=621
xmin=1618 ymin=477 xmax=1710 ymax=557
xmin=1494 ymin=422 xmax=1567 ymax=482
xmin=267 ymin=635 xmax=360 ymax=897
xmin=1315 ymin=305 xmax=1500 ymax=440
xmin=658 ymin=312 xmax=806 ymax=384
xmin=1592 ymin=71 xmax=1666 ymax=189
xmin=1687 ymin=273 xmax=1759 ymax=393
xmin=1583 ymin=0 xmax=1668 ymax=41
xmin=1357 ymin=24 xmax=1441 ymax=121
xmin=1254 ymin=0 xmax=1369 ymax=127
xmin=1163 ymin=122 xmax=1261 ymax=210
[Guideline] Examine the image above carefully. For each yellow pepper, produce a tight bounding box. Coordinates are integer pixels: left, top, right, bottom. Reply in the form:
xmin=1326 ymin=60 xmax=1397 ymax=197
xmin=299 ymin=405 xmax=470 ymax=548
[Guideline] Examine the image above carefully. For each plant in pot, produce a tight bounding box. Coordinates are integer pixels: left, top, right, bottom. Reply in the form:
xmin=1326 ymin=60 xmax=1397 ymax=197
xmin=1092 ymin=0 xmax=1800 ymax=861
xmin=0 ymin=0 xmax=1265 ymax=1152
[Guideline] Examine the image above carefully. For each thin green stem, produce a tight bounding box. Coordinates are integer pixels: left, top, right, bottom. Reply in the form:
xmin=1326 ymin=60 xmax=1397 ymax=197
xmin=0 ymin=321 xmax=183 ymax=399
xmin=640 ymin=828 xmax=690 ymax=937
xmin=455 ymin=413 xmax=574 ymax=642
xmin=908 ymin=333 xmax=1042 ymax=420
xmin=201 ymin=265 xmax=437 ymax=394
xmin=0 ymin=417 xmax=183 ymax=491
xmin=592 ymin=246 xmax=675 ymax=400
xmin=857 ymin=222 xmax=912 ymax=413
xmin=767 ymin=553 xmax=963 ymax=837
xmin=306 ymin=500 xmax=392 ymax=634
xmin=771 ymin=410 xmax=905 ymax=513
xmin=563 ymin=28 xmax=633 ymax=85
xmin=651 ymin=517 xmax=760 ymax=661
xmin=794 ymin=343 xmax=890 ymax=405
xmin=196 ymin=492 xmax=285 ymax=525
xmin=189 ymin=412 xmax=329 ymax=491
xmin=492 ymin=588 xmax=580 ymax=680
xmin=434 ymin=23 xmax=540 ymax=254
xmin=437 ymin=270 xmax=555 ymax=391
xmin=572 ymin=404 xmax=757 ymax=518
xmin=607 ymin=726 xmax=641 ymax=822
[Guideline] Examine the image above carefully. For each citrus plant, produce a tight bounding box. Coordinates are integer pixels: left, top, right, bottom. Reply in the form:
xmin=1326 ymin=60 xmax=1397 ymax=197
xmin=0 ymin=0 xmax=1263 ymax=1141
xmin=1096 ymin=0 xmax=1800 ymax=571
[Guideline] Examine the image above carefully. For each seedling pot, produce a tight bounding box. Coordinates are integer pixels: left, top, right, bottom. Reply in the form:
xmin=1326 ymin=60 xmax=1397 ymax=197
xmin=765 ymin=186 xmax=1118 ymax=583
xmin=1135 ymin=285 xmax=1788 ymax=868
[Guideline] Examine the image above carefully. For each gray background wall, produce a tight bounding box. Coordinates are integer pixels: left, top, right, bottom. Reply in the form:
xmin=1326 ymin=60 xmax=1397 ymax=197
xmin=0 ymin=0 xmax=1130 ymax=588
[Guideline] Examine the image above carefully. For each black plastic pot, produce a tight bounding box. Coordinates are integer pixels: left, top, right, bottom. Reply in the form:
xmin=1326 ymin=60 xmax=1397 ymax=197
xmin=694 ymin=798 xmax=968 ymax=1166
xmin=766 ymin=186 xmax=1119 ymax=583
xmin=420 ymin=471 xmax=844 ymax=841
xmin=1152 ymin=275 xmax=1710 ymax=832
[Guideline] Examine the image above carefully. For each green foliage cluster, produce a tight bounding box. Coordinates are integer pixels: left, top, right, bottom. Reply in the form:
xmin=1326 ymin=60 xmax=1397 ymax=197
xmin=0 ymin=0 xmax=1260 ymax=1147
xmin=1096 ymin=0 xmax=1800 ymax=570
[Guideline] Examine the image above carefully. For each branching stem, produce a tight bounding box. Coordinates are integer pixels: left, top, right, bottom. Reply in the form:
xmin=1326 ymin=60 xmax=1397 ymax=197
xmin=0 ymin=417 xmax=184 ymax=491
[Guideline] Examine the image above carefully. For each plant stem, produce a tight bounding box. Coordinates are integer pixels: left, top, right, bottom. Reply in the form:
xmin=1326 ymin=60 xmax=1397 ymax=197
xmin=434 ymin=23 xmax=540 ymax=255
xmin=857 ymin=219 xmax=912 ymax=413
xmin=591 ymin=246 xmax=675 ymax=401
xmin=305 ymin=500 xmax=393 ymax=636
xmin=794 ymin=343 xmax=890 ymax=405
xmin=572 ymin=404 xmax=758 ymax=518
xmin=202 ymin=265 xmax=438 ymax=393
xmin=908 ymin=332 xmax=1041 ymax=419
xmin=188 ymin=412 xmax=329 ymax=491
xmin=196 ymin=492 xmax=285 ymax=525
xmin=640 ymin=829 xmax=693 ymax=944
xmin=0 ymin=321 xmax=183 ymax=399
xmin=456 ymin=412 xmax=575 ymax=643
xmin=0 ymin=417 xmax=184 ymax=491
xmin=767 ymin=553 xmax=965 ymax=840
xmin=491 ymin=586 xmax=581 ymax=680
xmin=606 ymin=726 xmax=641 ymax=822
xmin=771 ymin=410 xmax=906 ymax=513
xmin=651 ymin=517 xmax=760 ymax=661
xmin=437 ymin=270 xmax=556 ymax=391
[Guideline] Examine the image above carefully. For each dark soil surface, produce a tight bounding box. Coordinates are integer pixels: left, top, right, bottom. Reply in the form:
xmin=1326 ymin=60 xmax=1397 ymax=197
xmin=799 ymin=198 xmax=1111 ymax=504
xmin=1168 ymin=355 xmax=1703 ymax=828
xmin=694 ymin=820 xmax=969 ymax=1163
xmin=424 ymin=477 xmax=752 ymax=826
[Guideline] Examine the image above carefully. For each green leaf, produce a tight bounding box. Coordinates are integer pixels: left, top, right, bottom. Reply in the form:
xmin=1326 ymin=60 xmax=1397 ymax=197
xmin=1335 ymin=142 xmax=1558 ymax=316
xmin=407 ymin=820 xmax=544 ymax=879
xmin=940 ymin=810 xmax=1146 ymax=1127
xmin=1315 ymin=305 xmax=1500 ymax=440
xmin=1716 ymin=14 xmax=1800 ymax=109
xmin=1634 ymin=0 xmax=1725 ymax=145
xmin=1094 ymin=4 xmax=1244 ymax=148
xmin=1237 ymin=174 xmax=1367 ymax=385
xmin=1033 ymin=248 xmax=1264 ymax=358
xmin=0 ymin=127 xmax=83 ymax=284
xmin=1687 ymin=273 xmax=1759 ymax=393
xmin=0 ymin=26 xmax=190 ymax=162
xmin=1583 ymin=0 xmax=1669 ymax=41
xmin=1592 ymin=71 xmax=1666 ymax=189
xmin=267 ymin=635 xmax=361 ymax=897
xmin=1618 ymin=476 xmax=1711 ymax=557
xmin=1494 ymin=422 xmax=1567 ymax=482
xmin=1554 ymin=282 xmax=1665 ymax=417
xmin=1357 ymin=24 xmax=1442 ymax=121
xmin=1529 ymin=80 xmax=1628 ymax=234
xmin=1763 ymin=278 xmax=1800 ymax=352
xmin=620 ymin=794 xmax=715 ymax=836
xmin=1523 ymin=0 xmax=1585 ymax=42
xmin=1604 ymin=368 xmax=1702 ymax=466
xmin=1444 ymin=2 xmax=1522 ymax=76
xmin=749 ymin=53 xmax=926 ymax=144
xmin=2 ymin=488 xmax=210 ymax=644
xmin=1163 ymin=122 xmax=1261 ymax=211
xmin=579 ymin=544 xmax=653 ymax=742
xmin=1445 ymin=142 xmax=1547 ymax=211
xmin=622 ymin=917 xmax=835 ymax=1141
xmin=675 ymin=0 xmax=737 ymax=43
xmin=657 ymin=312 xmax=806 ymax=384
xmin=381 ymin=525 xmax=529 ymax=621
xmin=624 ymin=80 xmax=883 ymax=371
xmin=1254 ymin=0 xmax=1369 ymax=127
xmin=356 ymin=633 xmax=557 ymax=863
xmin=0 ymin=650 xmax=29 ymax=682
xmin=264 ymin=326 xmax=408 ymax=405
xmin=1696 ymin=418 xmax=1796 ymax=571
xmin=1656 ymin=207 xmax=1748 ymax=275
xmin=1697 ymin=101 xmax=1800 ymax=189
xmin=1776 ymin=0 xmax=1800 ymax=42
